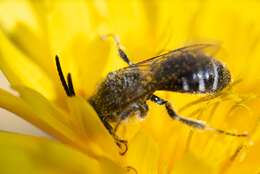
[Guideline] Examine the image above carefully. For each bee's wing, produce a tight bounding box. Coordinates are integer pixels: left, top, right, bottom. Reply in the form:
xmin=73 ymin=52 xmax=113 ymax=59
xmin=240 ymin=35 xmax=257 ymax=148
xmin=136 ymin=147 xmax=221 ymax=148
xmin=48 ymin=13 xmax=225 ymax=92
xmin=135 ymin=43 xmax=219 ymax=66
xmin=116 ymin=44 xmax=219 ymax=102
xmin=120 ymin=44 xmax=219 ymax=75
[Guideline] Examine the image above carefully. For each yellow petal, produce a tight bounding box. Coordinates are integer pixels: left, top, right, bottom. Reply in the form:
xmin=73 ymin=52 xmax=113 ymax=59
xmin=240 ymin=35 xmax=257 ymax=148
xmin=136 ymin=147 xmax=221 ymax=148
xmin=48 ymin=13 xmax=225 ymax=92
xmin=30 ymin=1 xmax=111 ymax=98
xmin=0 ymin=87 xmax=80 ymax=146
xmin=126 ymin=130 xmax=159 ymax=174
xmin=224 ymin=139 xmax=260 ymax=174
xmin=0 ymin=1 xmax=50 ymax=74
xmin=0 ymin=131 xmax=124 ymax=174
xmin=67 ymin=96 xmax=122 ymax=161
xmin=62 ymin=35 xmax=111 ymax=98
xmin=100 ymin=1 xmax=164 ymax=63
xmin=0 ymin=1 xmax=38 ymax=31
xmin=34 ymin=1 xmax=95 ymax=53
xmin=0 ymin=86 xmax=127 ymax=165
xmin=1 ymin=22 xmax=52 ymax=75
xmin=0 ymin=30 xmax=55 ymax=100
xmin=172 ymin=152 xmax=214 ymax=174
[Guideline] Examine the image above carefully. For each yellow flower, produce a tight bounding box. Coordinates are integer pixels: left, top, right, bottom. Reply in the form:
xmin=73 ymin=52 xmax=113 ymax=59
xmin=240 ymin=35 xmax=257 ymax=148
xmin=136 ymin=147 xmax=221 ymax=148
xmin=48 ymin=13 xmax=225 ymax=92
xmin=0 ymin=0 xmax=260 ymax=174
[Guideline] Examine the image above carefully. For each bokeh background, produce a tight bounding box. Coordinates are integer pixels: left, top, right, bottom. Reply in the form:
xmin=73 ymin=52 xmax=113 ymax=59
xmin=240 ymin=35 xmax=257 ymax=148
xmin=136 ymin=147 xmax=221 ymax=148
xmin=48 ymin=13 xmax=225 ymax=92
xmin=0 ymin=1 xmax=260 ymax=174
xmin=0 ymin=0 xmax=259 ymax=138
xmin=0 ymin=72 xmax=47 ymax=136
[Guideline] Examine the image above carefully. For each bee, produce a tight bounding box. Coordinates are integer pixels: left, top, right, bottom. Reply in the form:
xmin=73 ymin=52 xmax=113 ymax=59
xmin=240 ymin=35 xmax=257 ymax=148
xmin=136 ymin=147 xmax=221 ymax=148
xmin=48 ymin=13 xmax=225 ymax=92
xmin=55 ymin=35 xmax=248 ymax=155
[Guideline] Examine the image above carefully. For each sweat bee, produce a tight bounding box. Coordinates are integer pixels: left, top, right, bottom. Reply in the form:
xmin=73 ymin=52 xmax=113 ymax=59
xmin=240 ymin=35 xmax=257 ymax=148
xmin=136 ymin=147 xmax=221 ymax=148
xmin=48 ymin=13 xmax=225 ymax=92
xmin=55 ymin=35 xmax=248 ymax=155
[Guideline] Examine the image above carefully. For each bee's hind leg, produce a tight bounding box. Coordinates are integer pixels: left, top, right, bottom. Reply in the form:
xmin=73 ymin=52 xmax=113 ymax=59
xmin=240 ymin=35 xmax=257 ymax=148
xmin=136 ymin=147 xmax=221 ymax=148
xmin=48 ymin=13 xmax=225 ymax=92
xmin=101 ymin=34 xmax=133 ymax=65
xmin=150 ymin=95 xmax=248 ymax=137
xmin=100 ymin=116 xmax=128 ymax=155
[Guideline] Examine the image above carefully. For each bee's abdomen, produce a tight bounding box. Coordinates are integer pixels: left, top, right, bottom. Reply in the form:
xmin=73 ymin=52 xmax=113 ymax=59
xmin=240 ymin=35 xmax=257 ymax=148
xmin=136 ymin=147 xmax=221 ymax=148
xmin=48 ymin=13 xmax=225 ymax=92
xmin=153 ymin=53 xmax=231 ymax=93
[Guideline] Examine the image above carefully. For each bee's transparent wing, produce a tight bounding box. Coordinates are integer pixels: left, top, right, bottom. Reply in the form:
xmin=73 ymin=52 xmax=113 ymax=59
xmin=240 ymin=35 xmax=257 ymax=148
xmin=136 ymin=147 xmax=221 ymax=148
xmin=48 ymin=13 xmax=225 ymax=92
xmin=115 ymin=44 xmax=219 ymax=103
xmin=120 ymin=44 xmax=219 ymax=75
xmin=135 ymin=43 xmax=220 ymax=66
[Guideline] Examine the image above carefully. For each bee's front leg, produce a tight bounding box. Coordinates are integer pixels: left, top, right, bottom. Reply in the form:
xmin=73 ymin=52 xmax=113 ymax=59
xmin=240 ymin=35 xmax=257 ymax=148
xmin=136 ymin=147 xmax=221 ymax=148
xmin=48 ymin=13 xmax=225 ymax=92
xmin=101 ymin=34 xmax=133 ymax=65
xmin=100 ymin=115 xmax=128 ymax=155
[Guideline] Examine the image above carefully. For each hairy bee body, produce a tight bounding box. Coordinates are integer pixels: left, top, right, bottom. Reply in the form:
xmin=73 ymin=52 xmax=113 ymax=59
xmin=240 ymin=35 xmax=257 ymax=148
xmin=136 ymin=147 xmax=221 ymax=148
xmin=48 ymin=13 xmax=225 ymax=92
xmin=56 ymin=43 xmax=246 ymax=157
xmin=89 ymin=46 xmax=231 ymax=122
xmin=89 ymin=68 xmax=152 ymax=121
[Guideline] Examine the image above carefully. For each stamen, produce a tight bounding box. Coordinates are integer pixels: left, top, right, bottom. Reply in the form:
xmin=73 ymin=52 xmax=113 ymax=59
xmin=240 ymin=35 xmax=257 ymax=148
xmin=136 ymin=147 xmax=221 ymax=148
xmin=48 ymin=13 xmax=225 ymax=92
xmin=55 ymin=55 xmax=75 ymax=97
xmin=55 ymin=55 xmax=71 ymax=96
xmin=67 ymin=73 xmax=75 ymax=96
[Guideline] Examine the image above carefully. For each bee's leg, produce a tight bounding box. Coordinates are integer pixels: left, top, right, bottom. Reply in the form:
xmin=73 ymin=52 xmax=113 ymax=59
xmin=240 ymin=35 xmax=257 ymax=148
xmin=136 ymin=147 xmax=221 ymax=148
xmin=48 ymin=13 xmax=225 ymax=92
xmin=101 ymin=34 xmax=133 ymax=65
xmin=114 ymin=119 xmax=122 ymax=135
xmin=55 ymin=55 xmax=76 ymax=97
xmin=100 ymin=116 xmax=128 ymax=155
xmin=150 ymin=94 xmax=248 ymax=137
xmin=150 ymin=95 xmax=167 ymax=105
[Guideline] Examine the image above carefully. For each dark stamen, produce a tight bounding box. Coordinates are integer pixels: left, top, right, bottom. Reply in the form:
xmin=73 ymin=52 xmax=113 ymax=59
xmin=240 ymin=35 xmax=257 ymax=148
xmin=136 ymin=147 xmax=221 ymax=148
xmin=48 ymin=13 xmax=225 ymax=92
xmin=55 ymin=55 xmax=71 ymax=96
xmin=67 ymin=73 xmax=75 ymax=96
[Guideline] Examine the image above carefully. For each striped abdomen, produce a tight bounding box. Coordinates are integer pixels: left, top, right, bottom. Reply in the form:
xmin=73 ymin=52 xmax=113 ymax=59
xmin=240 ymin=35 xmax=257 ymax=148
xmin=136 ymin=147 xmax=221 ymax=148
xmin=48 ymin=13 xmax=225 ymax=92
xmin=153 ymin=52 xmax=231 ymax=93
